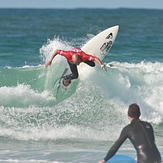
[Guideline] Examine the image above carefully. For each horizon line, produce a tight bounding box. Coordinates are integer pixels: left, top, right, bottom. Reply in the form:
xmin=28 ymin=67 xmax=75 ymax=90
xmin=0 ymin=7 xmax=163 ymax=10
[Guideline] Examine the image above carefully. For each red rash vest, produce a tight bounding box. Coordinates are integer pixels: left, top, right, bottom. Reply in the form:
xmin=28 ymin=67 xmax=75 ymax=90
xmin=57 ymin=48 xmax=95 ymax=63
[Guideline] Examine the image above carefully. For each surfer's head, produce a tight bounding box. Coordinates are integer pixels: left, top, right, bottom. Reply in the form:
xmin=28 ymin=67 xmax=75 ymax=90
xmin=72 ymin=54 xmax=81 ymax=65
xmin=128 ymin=103 xmax=141 ymax=119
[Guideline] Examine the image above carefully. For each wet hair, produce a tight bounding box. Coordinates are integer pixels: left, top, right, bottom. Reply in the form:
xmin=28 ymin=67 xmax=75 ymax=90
xmin=128 ymin=103 xmax=140 ymax=119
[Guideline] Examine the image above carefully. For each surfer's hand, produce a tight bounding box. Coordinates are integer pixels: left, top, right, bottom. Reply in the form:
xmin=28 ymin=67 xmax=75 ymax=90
xmin=45 ymin=60 xmax=51 ymax=68
xmin=98 ymin=160 xmax=105 ymax=163
xmin=101 ymin=65 xmax=107 ymax=72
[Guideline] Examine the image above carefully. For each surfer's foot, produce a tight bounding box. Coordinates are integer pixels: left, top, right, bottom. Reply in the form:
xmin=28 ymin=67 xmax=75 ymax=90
xmin=63 ymin=79 xmax=70 ymax=86
xmin=62 ymin=77 xmax=71 ymax=86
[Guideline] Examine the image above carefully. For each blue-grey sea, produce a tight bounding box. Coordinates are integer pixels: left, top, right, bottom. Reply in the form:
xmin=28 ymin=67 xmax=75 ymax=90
xmin=0 ymin=8 xmax=163 ymax=163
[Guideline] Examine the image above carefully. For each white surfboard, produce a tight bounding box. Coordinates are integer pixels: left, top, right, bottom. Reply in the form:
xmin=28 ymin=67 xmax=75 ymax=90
xmin=82 ymin=25 xmax=119 ymax=60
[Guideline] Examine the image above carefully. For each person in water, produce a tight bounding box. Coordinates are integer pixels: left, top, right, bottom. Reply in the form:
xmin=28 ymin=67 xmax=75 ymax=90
xmin=98 ymin=103 xmax=161 ymax=163
xmin=45 ymin=48 xmax=107 ymax=86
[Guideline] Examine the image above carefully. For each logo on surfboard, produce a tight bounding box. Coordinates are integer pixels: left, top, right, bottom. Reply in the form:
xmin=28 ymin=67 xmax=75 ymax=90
xmin=105 ymin=33 xmax=113 ymax=39
xmin=100 ymin=32 xmax=113 ymax=52
xmin=100 ymin=41 xmax=113 ymax=52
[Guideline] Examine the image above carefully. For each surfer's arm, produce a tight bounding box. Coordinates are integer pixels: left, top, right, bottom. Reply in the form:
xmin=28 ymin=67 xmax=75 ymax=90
xmin=94 ymin=57 xmax=107 ymax=72
xmin=104 ymin=127 xmax=128 ymax=162
xmin=45 ymin=49 xmax=59 ymax=67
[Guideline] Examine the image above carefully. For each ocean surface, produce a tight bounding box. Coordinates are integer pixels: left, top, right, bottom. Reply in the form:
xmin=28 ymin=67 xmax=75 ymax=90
xmin=0 ymin=8 xmax=163 ymax=163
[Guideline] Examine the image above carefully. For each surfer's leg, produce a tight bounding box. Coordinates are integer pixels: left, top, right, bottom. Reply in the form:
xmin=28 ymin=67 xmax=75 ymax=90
xmin=63 ymin=62 xmax=78 ymax=85
xmin=84 ymin=60 xmax=95 ymax=67
xmin=68 ymin=62 xmax=79 ymax=79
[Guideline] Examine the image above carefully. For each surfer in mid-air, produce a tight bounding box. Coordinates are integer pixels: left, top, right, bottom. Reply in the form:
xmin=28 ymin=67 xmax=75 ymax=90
xmin=45 ymin=48 xmax=107 ymax=86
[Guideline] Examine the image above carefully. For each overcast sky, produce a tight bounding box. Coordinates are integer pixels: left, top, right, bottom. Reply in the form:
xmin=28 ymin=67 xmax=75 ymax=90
xmin=0 ymin=0 xmax=163 ymax=9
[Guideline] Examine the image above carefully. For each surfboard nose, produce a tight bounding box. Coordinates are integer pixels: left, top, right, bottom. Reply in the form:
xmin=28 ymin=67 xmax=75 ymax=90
xmin=112 ymin=25 xmax=119 ymax=32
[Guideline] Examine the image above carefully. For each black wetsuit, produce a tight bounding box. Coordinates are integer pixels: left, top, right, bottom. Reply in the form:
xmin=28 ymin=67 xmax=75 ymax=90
xmin=65 ymin=60 xmax=95 ymax=83
xmin=104 ymin=119 xmax=161 ymax=163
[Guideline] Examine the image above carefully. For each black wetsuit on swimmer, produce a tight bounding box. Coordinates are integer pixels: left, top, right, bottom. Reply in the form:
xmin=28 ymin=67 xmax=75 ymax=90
xmin=104 ymin=119 xmax=161 ymax=163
